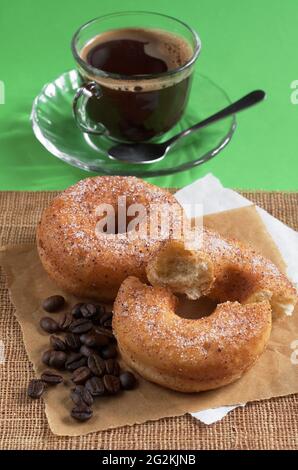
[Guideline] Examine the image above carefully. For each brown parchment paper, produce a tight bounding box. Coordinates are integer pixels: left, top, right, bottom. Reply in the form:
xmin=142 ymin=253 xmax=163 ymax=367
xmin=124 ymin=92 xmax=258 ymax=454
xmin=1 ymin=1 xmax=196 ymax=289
xmin=0 ymin=205 xmax=297 ymax=436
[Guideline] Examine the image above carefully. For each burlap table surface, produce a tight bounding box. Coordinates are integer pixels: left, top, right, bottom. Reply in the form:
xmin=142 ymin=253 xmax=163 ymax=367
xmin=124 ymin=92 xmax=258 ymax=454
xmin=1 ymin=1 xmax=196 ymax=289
xmin=0 ymin=190 xmax=297 ymax=450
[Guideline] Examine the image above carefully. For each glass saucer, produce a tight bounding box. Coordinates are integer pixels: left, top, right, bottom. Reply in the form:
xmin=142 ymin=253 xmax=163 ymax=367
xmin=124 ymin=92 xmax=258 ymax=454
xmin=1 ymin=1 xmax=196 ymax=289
xmin=31 ymin=70 xmax=236 ymax=177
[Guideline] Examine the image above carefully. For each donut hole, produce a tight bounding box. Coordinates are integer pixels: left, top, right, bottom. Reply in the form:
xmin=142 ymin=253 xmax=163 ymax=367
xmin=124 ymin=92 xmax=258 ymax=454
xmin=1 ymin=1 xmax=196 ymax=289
xmin=175 ymin=296 xmax=217 ymax=319
xmin=96 ymin=201 xmax=146 ymax=235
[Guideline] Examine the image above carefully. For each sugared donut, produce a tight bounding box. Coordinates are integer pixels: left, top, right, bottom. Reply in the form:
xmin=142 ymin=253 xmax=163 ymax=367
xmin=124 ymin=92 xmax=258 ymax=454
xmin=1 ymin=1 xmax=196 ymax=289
xmin=113 ymin=277 xmax=272 ymax=392
xmin=114 ymin=229 xmax=296 ymax=392
xmin=203 ymin=229 xmax=297 ymax=315
xmin=147 ymin=229 xmax=298 ymax=316
xmin=37 ymin=176 xmax=181 ymax=301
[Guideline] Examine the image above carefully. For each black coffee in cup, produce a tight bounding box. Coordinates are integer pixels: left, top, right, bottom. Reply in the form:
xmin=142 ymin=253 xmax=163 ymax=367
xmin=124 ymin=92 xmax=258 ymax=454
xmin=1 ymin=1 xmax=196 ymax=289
xmin=79 ymin=28 xmax=194 ymax=142
xmin=84 ymin=28 xmax=191 ymax=74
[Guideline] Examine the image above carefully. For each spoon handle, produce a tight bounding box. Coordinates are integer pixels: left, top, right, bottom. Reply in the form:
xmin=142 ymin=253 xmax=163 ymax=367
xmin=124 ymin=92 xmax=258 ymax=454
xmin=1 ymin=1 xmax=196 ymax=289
xmin=166 ymin=90 xmax=266 ymax=147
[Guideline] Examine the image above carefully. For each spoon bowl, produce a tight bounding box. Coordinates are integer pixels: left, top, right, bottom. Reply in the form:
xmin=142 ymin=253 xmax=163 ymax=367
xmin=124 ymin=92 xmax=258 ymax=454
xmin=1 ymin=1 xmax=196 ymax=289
xmin=108 ymin=142 xmax=171 ymax=164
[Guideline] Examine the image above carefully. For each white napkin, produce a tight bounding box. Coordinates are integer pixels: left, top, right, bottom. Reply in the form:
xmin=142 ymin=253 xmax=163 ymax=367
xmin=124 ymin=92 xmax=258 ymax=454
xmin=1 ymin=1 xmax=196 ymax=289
xmin=174 ymin=173 xmax=298 ymax=424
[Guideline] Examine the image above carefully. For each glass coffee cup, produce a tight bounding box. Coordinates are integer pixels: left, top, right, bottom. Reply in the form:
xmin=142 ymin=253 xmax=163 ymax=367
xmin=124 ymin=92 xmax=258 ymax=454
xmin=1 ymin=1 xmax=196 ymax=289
xmin=72 ymin=12 xmax=201 ymax=143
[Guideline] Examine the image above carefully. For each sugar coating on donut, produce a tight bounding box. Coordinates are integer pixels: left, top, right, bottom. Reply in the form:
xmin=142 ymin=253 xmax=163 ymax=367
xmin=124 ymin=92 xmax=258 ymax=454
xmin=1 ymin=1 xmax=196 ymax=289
xmin=55 ymin=176 xmax=182 ymax=253
xmin=202 ymin=229 xmax=297 ymax=315
xmin=37 ymin=176 xmax=183 ymax=301
xmin=147 ymin=229 xmax=297 ymax=315
xmin=113 ymin=276 xmax=272 ymax=392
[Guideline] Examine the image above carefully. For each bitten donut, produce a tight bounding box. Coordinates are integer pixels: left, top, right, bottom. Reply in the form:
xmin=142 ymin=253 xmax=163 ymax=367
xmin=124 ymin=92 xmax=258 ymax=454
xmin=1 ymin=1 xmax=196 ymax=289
xmin=37 ymin=176 xmax=181 ymax=301
xmin=113 ymin=277 xmax=272 ymax=392
xmin=114 ymin=229 xmax=296 ymax=392
xmin=146 ymin=230 xmax=298 ymax=315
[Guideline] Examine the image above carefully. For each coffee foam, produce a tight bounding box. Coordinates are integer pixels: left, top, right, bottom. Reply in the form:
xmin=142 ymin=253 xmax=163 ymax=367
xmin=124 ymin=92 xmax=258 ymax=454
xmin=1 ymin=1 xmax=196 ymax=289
xmin=79 ymin=28 xmax=195 ymax=92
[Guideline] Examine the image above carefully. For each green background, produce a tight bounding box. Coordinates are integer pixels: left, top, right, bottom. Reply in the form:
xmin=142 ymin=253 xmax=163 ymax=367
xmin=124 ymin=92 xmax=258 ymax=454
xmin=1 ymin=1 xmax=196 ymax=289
xmin=0 ymin=0 xmax=297 ymax=190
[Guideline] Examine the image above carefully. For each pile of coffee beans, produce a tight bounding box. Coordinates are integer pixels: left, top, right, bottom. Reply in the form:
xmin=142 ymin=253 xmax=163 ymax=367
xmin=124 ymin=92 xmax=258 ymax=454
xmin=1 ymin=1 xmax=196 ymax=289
xmin=27 ymin=295 xmax=137 ymax=422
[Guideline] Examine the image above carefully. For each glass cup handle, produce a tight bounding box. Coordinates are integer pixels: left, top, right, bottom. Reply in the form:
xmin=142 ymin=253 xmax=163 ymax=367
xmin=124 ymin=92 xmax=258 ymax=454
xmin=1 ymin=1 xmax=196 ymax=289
xmin=73 ymin=81 xmax=106 ymax=135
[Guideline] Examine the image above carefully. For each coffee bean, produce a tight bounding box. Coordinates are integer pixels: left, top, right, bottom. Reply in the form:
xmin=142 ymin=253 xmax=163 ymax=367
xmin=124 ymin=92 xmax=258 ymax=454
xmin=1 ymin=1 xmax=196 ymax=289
xmin=71 ymin=303 xmax=84 ymax=319
xmin=119 ymin=372 xmax=136 ymax=390
xmin=40 ymin=317 xmax=59 ymax=334
xmin=27 ymin=379 xmax=45 ymax=398
xmin=42 ymin=349 xmax=53 ymax=366
xmin=92 ymin=316 xmax=101 ymax=326
xmin=105 ymin=359 xmax=120 ymax=376
xmin=42 ymin=295 xmax=65 ymax=313
xmin=71 ymin=405 xmax=93 ymax=422
xmin=69 ymin=318 xmax=93 ymax=334
xmin=92 ymin=305 xmax=106 ymax=325
xmin=48 ymin=351 xmax=67 ymax=369
xmin=94 ymin=326 xmax=115 ymax=341
xmin=80 ymin=331 xmax=109 ymax=348
xmin=100 ymin=344 xmax=117 ymax=359
xmin=80 ymin=345 xmax=95 ymax=357
xmin=79 ymin=332 xmax=94 ymax=346
xmin=97 ymin=304 xmax=107 ymax=316
xmin=100 ymin=311 xmax=113 ymax=327
xmin=70 ymin=385 xmax=93 ymax=407
xmin=71 ymin=366 xmax=92 ymax=385
xmin=103 ymin=319 xmax=112 ymax=329
xmin=85 ymin=376 xmax=105 ymax=397
xmin=50 ymin=335 xmax=66 ymax=351
xmin=65 ymin=352 xmax=87 ymax=371
xmin=58 ymin=313 xmax=73 ymax=331
xmin=80 ymin=303 xmax=97 ymax=319
xmin=65 ymin=333 xmax=81 ymax=351
xmin=88 ymin=354 xmax=105 ymax=377
xmin=103 ymin=374 xmax=120 ymax=394
xmin=41 ymin=370 xmax=63 ymax=385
